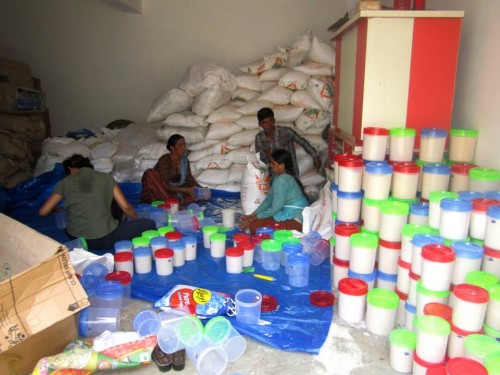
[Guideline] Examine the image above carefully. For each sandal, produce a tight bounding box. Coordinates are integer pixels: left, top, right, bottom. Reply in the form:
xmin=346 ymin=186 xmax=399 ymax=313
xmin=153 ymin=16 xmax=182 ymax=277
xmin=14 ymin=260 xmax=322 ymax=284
xmin=152 ymin=344 xmax=172 ymax=372
xmin=171 ymin=348 xmax=186 ymax=371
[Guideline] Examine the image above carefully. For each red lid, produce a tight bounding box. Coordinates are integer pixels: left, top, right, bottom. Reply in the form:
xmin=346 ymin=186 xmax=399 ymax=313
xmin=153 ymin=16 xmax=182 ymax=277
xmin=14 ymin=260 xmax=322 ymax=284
xmin=338 ymin=278 xmax=368 ymax=296
xmin=309 ymin=290 xmax=335 ymax=307
xmin=409 ymin=270 xmax=421 ymax=281
xmin=332 ymin=256 xmax=349 ymax=267
xmin=426 ymin=366 xmax=447 ymax=375
xmin=114 ymin=252 xmax=133 ymax=262
xmin=334 ymin=153 xmax=352 ymax=163
xmin=421 ymin=244 xmax=455 ymax=263
xmin=450 ymin=321 xmax=484 ymax=336
xmin=335 ymin=223 xmax=361 ymax=236
xmin=339 ymin=158 xmax=364 ymax=168
xmin=251 ymin=233 xmax=271 ymax=244
xmin=105 ymin=271 xmax=132 ymax=285
xmin=158 ymin=203 xmax=171 ymax=209
xmin=261 ymin=294 xmax=279 ymax=312
xmin=395 ymin=287 xmax=408 ymax=300
xmin=393 ymin=162 xmax=420 ymax=174
xmin=446 ymin=357 xmax=488 ymax=375
xmin=226 ymin=247 xmax=244 ymax=257
xmin=483 ymin=245 xmax=500 ymax=258
xmin=397 ymin=256 xmax=411 ymax=269
xmin=233 ymin=233 xmax=250 ymax=243
xmin=423 ymin=302 xmax=452 ymax=322
xmin=379 ymin=239 xmax=402 ymax=250
xmin=453 ymin=283 xmax=489 ymax=303
xmin=413 ymin=352 xmax=446 ymax=368
xmin=166 ymin=198 xmax=179 ymax=205
xmin=155 ymin=248 xmax=174 ymax=258
xmin=363 ymin=127 xmax=389 ymax=136
xmin=166 ymin=231 xmax=183 ymax=241
xmin=451 ymin=163 xmax=478 ymax=174
xmin=472 ymin=198 xmax=500 ymax=212
xmin=237 ymin=241 xmax=254 ymax=251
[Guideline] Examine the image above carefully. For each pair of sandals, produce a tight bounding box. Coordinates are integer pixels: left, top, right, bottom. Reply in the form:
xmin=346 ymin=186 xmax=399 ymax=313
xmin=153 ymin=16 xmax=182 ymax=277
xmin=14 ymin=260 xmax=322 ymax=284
xmin=152 ymin=345 xmax=186 ymax=372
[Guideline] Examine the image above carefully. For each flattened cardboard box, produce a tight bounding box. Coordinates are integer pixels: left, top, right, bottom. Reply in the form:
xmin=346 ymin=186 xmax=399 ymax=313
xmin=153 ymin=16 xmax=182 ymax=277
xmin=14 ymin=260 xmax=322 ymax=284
xmin=0 ymin=213 xmax=89 ymax=375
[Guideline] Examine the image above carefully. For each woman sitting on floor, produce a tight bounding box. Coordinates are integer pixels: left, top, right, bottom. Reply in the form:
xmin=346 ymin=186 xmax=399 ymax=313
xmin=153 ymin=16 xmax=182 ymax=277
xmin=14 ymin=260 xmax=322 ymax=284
xmin=39 ymin=154 xmax=156 ymax=250
xmin=239 ymin=149 xmax=309 ymax=234
xmin=141 ymin=134 xmax=202 ymax=207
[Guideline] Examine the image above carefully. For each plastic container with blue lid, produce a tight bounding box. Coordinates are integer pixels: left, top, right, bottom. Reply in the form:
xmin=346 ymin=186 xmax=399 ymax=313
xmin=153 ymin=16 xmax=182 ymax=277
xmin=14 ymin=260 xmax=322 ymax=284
xmin=79 ymin=307 xmax=120 ymax=337
xmin=82 ymin=262 xmax=109 ymax=284
xmin=363 ymin=162 xmax=393 ymax=200
xmin=485 ymin=191 xmax=500 ymax=200
xmin=93 ymin=280 xmax=124 ymax=310
xmin=337 ymin=190 xmax=364 ymax=223
xmin=114 ymin=240 xmax=133 ymax=253
xmin=450 ymin=241 xmax=484 ymax=285
xmin=79 ymin=274 xmax=99 ymax=297
xmin=485 ymin=205 xmax=500 ymax=250
xmin=419 ymin=128 xmax=448 ymax=163
xmin=439 ymin=198 xmax=472 ymax=241
xmin=421 ymin=163 xmax=451 ymax=200
xmin=134 ymin=246 xmax=153 ymax=274
xmin=409 ymin=202 xmax=430 ymax=226
xmin=348 ymin=268 xmax=377 ymax=289
xmin=411 ymin=233 xmax=444 ymax=275
xmin=376 ymin=270 xmax=398 ymax=290
xmin=458 ymin=190 xmax=485 ymax=201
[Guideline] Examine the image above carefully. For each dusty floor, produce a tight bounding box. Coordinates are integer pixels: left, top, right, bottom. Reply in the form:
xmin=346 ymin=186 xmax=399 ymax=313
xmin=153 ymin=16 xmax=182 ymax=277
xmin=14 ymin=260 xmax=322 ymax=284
xmin=95 ymin=287 xmax=402 ymax=375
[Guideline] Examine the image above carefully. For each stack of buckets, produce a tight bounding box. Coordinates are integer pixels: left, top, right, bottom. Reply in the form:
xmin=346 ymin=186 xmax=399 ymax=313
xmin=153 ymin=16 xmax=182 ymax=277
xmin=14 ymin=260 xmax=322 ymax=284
xmin=330 ymin=126 xmax=500 ymax=374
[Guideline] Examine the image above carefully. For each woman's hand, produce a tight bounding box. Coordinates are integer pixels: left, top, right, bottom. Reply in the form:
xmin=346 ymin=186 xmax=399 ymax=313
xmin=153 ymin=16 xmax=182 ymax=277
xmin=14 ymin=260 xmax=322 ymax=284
xmin=239 ymin=213 xmax=257 ymax=231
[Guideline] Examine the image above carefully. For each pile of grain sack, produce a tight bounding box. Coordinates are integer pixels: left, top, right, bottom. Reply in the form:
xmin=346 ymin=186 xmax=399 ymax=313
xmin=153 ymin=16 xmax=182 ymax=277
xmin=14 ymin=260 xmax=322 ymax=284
xmin=35 ymin=31 xmax=333 ymax=200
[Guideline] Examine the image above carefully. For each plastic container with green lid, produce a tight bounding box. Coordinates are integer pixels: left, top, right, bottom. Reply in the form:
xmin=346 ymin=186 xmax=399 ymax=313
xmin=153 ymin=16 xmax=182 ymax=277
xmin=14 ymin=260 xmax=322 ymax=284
xmin=464 ymin=334 xmax=500 ymax=364
xmin=401 ymin=224 xmax=433 ymax=263
xmin=484 ymin=323 xmax=500 ymax=341
xmin=272 ymin=229 xmax=293 ymax=243
xmin=485 ymin=353 xmax=500 ymax=375
xmin=366 ymin=288 xmax=399 ymax=336
xmin=465 ymin=270 xmax=499 ymax=290
xmin=415 ymin=315 xmax=451 ymax=363
xmin=380 ymin=201 xmax=409 ymax=242
xmin=261 ymin=239 xmax=282 ymax=271
xmin=141 ymin=230 xmax=160 ymax=240
xmin=157 ymin=225 xmax=174 ymax=236
xmin=389 ymin=128 xmax=416 ymax=162
xmin=204 ymin=316 xmax=231 ymax=344
xmin=209 ymin=233 xmax=226 ymax=258
xmin=427 ymin=191 xmax=459 ymax=230
xmin=469 ymin=167 xmax=500 ymax=193
xmin=389 ymin=328 xmax=417 ymax=373
xmin=449 ymin=128 xmax=479 ymax=163
xmin=202 ymin=225 xmax=219 ymax=248
xmin=361 ymin=197 xmax=386 ymax=232
xmin=132 ymin=236 xmax=150 ymax=248
xmin=485 ymin=284 xmax=500 ymax=331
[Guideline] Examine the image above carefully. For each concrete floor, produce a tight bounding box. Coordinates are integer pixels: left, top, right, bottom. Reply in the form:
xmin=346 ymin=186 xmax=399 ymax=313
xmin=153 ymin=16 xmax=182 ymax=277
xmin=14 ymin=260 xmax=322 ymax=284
xmin=95 ymin=286 xmax=401 ymax=375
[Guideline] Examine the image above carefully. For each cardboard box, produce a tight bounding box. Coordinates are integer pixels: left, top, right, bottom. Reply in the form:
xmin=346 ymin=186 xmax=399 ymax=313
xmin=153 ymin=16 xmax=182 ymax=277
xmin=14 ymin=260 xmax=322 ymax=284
xmin=0 ymin=213 xmax=89 ymax=375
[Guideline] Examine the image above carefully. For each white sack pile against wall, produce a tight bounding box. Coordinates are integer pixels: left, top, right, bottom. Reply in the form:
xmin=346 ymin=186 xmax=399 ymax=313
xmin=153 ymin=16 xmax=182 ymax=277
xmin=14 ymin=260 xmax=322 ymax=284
xmin=34 ymin=31 xmax=334 ymax=197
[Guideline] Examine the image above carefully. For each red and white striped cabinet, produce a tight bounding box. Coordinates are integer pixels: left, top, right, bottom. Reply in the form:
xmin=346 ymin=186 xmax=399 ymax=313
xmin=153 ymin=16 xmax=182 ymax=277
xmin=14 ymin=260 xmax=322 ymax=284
xmin=330 ymin=10 xmax=464 ymax=150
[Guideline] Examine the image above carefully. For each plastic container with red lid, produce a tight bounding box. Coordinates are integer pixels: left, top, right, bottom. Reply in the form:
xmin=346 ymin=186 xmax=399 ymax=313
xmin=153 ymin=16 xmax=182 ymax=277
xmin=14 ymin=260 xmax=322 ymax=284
xmin=309 ymin=291 xmax=335 ymax=307
xmin=334 ymin=223 xmax=361 ymax=261
xmin=362 ymin=127 xmax=389 ymax=162
xmin=452 ymin=283 xmax=489 ymax=332
xmin=447 ymin=356 xmax=488 ymax=375
xmin=105 ymin=271 xmax=132 ymax=305
xmin=392 ymin=162 xmax=420 ymax=200
xmin=165 ymin=231 xmax=183 ymax=242
xmin=338 ymin=278 xmax=368 ymax=324
xmin=423 ymin=302 xmax=452 ymax=322
xmin=233 ymin=233 xmax=250 ymax=247
xmin=261 ymin=295 xmax=278 ymax=313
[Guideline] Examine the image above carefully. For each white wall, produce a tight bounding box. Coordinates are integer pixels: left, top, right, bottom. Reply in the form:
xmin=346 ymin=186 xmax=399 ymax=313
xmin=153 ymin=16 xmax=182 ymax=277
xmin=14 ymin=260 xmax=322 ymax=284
xmin=0 ymin=0 xmax=344 ymax=136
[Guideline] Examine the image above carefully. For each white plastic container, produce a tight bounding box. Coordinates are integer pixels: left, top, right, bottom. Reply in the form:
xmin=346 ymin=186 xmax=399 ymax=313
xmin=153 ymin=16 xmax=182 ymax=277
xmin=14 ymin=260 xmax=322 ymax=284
xmin=449 ymin=128 xmax=478 ymax=163
xmin=392 ymin=162 xmax=420 ymax=200
xmin=334 ymin=153 xmax=357 ymax=186
xmin=482 ymin=245 xmax=500 ymax=277
xmin=484 ymin=205 xmax=500 ymax=250
xmin=348 ymin=269 xmax=376 ymax=290
xmin=202 ymin=226 xmax=218 ymax=249
xmin=330 ymin=183 xmax=338 ymax=213
xmin=183 ymin=236 xmax=198 ymax=261
xmin=225 ymin=247 xmax=244 ymax=274
xmin=114 ymin=251 xmax=134 ymax=276
xmin=366 ymin=288 xmax=399 ymax=336
xmin=447 ymin=323 xmax=481 ymax=359
xmin=363 ymin=162 xmax=392 ymax=200
xmin=470 ymin=198 xmax=500 ymax=240
xmin=338 ymin=158 xmax=364 ymax=193
xmin=409 ymin=202 xmax=430 ymax=226
xmin=419 ymin=128 xmax=447 ymax=163
xmin=114 ymin=240 xmax=133 ymax=254
xmin=336 ymin=190 xmax=363 ymax=223
xmin=133 ymin=246 xmax=152 ymax=274
xmin=375 ymin=271 xmax=397 ymax=291
xmin=428 ymin=191 xmax=459 ymax=230
xmin=332 ymin=256 xmax=349 ymax=289
xmin=238 ymin=241 xmax=254 ymax=268
xmin=407 ymin=271 xmax=420 ymax=306
xmin=349 ymin=233 xmax=378 ymax=274
xmin=451 ymin=241 xmax=484 ymax=285
xmin=411 ymin=233 xmax=444 ymax=276
xmin=379 ymin=201 xmax=409 ymax=242
xmin=464 ymin=333 xmax=500 ymax=365
xmin=421 ymin=163 xmax=451 ymax=201
xmin=155 ymin=248 xmax=174 ymax=276
xmin=415 ymin=315 xmax=451 ymax=364
xmin=485 ymin=284 xmax=500 ymax=331
xmin=439 ymin=198 xmax=472 ymax=241
xmin=361 ymin=198 xmax=384 ymax=232
xmin=389 ymin=328 xmax=416 ymax=373
xmin=210 ymin=233 xmax=227 ymax=258
xmin=452 ymin=283 xmax=489 ymax=332
xmin=362 ymin=127 xmax=389 ymax=162
xmin=450 ymin=163 xmax=477 ymax=193
xmin=412 ymin=352 xmax=446 ymax=375
xmin=420 ymin=244 xmax=455 ymax=292
xmin=338 ymin=277 xmax=368 ymax=324
xmin=400 ymin=223 xmax=433 ymax=264
xmin=416 ymin=280 xmax=449 ymax=317
xmin=389 ymin=128 xmax=416 ymax=162
xmin=395 ymin=289 xmax=408 ymax=326
xmin=469 ymin=168 xmax=500 ymax=193
xmin=396 ymin=257 xmax=411 ymax=294
xmin=334 ymin=223 xmax=361 ymax=261
xmin=377 ymin=239 xmax=401 ymax=275
xmin=170 ymin=241 xmax=186 ymax=268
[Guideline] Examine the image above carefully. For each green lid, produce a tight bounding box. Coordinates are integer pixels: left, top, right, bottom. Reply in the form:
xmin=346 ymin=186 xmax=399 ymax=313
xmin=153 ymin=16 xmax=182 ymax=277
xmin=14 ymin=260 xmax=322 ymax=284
xmin=331 ymin=211 xmax=337 ymax=219
xmin=261 ymin=239 xmax=282 ymax=252
xmin=363 ymin=197 xmax=386 ymax=208
xmin=367 ymin=288 xmax=399 ymax=309
xmin=489 ymin=284 xmax=500 ymax=301
xmin=361 ymin=227 xmax=379 ymax=236
xmin=204 ymin=316 xmax=231 ymax=344
xmin=284 ymin=237 xmax=301 ymax=244
xmin=464 ymin=334 xmax=500 ymax=358
xmin=416 ymin=280 xmax=450 ymax=298
xmin=469 ymin=168 xmax=500 ymax=181
xmin=389 ymin=196 xmax=419 ymax=205
xmin=389 ymin=328 xmax=417 ymax=350
xmin=466 ymin=270 xmax=500 ymax=290
xmin=471 ymin=238 xmax=484 ymax=246
xmin=450 ymin=128 xmax=479 ymax=138
xmin=430 ymin=227 xmax=440 ymax=235
xmin=484 ymin=324 xmax=500 ymax=340
xmin=380 ymin=201 xmax=410 ymax=216
xmin=429 ymin=190 xmax=459 ymax=203
xmin=202 ymin=225 xmax=219 ymax=234
xmin=132 ymin=236 xmax=150 ymax=247
xmin=273 ymin=229 xmax=293 ymax=243
xmin=218 ymin=226 xmax=231 ymax=233
xmin=415 ymin=315 xmax=451 ymax=336
xmin=177 ymin=315 xmax=204 ymax=347
xmin=157 ymin=226 xmax=174 ymax=236
xmin=78 ymin=237 xmax=88 ymax=251
xmin=151 ymin=200 xmax=165 ymax=207
xmin=330 ymin=237 xmax=336 ymax=246
xmin=485 ymin=353 xmax=500 ymax=375
xmin=141 ymin=230 xmax=160 ymax=240
xmin=390 ymin=127 xmax=416 ymax=137
xmin=415 ymin=159 xmax=427 ymax=167
xmin=209 ymin=233 xmax=226 ymax=242
xmin=350 ymin=233 xmax=378 ymax=249
xmin=402 ymin=224 xmax=433 ymax=238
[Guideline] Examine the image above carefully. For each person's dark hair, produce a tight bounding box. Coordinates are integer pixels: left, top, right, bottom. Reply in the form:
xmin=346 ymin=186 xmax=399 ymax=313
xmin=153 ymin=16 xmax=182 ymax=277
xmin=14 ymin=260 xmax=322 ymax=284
xmin=257 ymin=107 xmax=274 ymax=123
xmin=271 ymin=149 xmax=306 ymax=195
xmin=167 ymin=134 xmax=185 ymax=151
xmin=62 ymin=154 xmax=94 ymax=175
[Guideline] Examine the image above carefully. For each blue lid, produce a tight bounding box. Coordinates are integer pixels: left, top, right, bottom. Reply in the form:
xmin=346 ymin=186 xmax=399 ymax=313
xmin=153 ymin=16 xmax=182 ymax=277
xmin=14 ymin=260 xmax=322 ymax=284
xmin=79 ymin=275 xmax=98 ymax=296
xmin=78 ymin=307 xmax=89 ymax=336
xmin=256 ymin=227 xmax=275 ymax=236
xmin=183 ymin=236 xmax=198 ymax=245
xmin=288 ymin=252 xmax=309 ymax=265
xmin=82 ymin=263 xmax=109 ymax=282
xmin=282 ymin=242 xmax=303 ymax=254
xmin=134 ymin=246 xmax=153 ymax=257
xmin=440 ymin=198 xmax=472 ymax=212
xmin=335 ymin=218 xmax=361 ymax=225
xmin=114 ymin=240 xmax=133 ymax=251
xmin=451 ymin=241 xmax=484 ymax=259
xmin=337 ymin=190 xmax=364 ymax=199
xmin=487 ymin=205 xmax=500 ymax=219
xmin=330 ymin=183 xmax=338 ymax=192
xmin=458 ymin=191 xmax=486 ymax=201
xmin=485 ymin=191 xmax=500 ymax=200
xmin=377 ymin=270 xmax=398 ymax=282
xmin=347 ymin=268 xmax=377 ymax=281
xmin=420 ymin=128 xmax=448 ymax=138
xmin=150 ymin=236 xmax=168 ymax=246
xmin=405 ymin=301 xmax=417 ymax=314
xmin=95 ymin=281 xmax=124 ymax=300
xmin=412 ymin=233 xmax=444 ymax=247
xmin=410 ymin=202 xmax=429 ymax=216
xmin=170 ymin=240 xmax=186 ymax=251
xmin=423 ymin=163 xmax=451 ymax=174
xmin=365 ymin=162 xmax=393 ymax=175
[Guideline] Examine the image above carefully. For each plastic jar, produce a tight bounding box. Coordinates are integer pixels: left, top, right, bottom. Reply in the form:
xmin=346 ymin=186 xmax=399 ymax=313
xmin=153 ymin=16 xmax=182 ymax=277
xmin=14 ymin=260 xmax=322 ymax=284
xmin=389 ymin=128 xmax=416 ymax=162
xmin=336 ymin=190 xmax=363 ymax=223
xmin=412 ymin=352 xmax=446 ymax=375
xmin=361 ymin=198 xmax=385 ymax=232
xmin=447 ymin=322 xmax=481 ymax=359
xmin=202 ymin=225 xmax=219 ymax=249
xmin=132 ymin=236 xmax=150 ymax=249
xmin=170 ymin=241 xmax=186 ymax=267
xmin=347 ymin=269 xmax=376 ymax=290
xmin=105 ymin=271 xmax=132 ymax=306
xmin=470 ymin=198 xmax=500 ymax=240
xmin=165 ymin=231 xmax=182 ymax=244
xmin=334 ymin=223 xmax=361 ymax=261
xmin=332 ymin=256 xmax=349 ymax=288
xmin=466 ymin=270 xmax=499 ymax=291
xmin=114 ymin=240 xmax=133 ymax=253
xmin=450 ymin=241 xmax=483 ymax=285
xmin=439 ymin=198 xmax=472 ymax=241
xmin=142 ymin=230 xmax=160 ymax=241
xmin=363 ymin=162 xmax=393 ymax=200
xmin=288 ymin=253 xmax=310 ymax=287
xmin=389 ymin=328 xmax=416 ymax=373
xmin=409 ymin=202 xmax=429 ymax=225
xmin=330 ymin=183 xmax=338 ymax=213
xmin=376 ymin=270 xmax=397 ymax=291
xmin=150 ymin=236 xmax=169 ymax=256
xmin=233 ymin=233 xmax=250 ymax=248
xmin=415 ymin=315 xmax=451 ymax=363
xmin=484 ymin=324 xmax=500 ymax=341
xmin=338 ymin=277 xmax=368 ymax=323
xmin=416 ymin=280 xmax=449 ymax=317
xmin=448 ymin=357 xmax=488 ymax=375
xmin=450 ymin=163 xmax=477 ymax=193
xmin=251 ymin=233 xmax=271 ymax=264
xmin=338 ymin=157 xmax=364 ymax=193
xmin=379 ymin=201 xmax=409 ymax=242
xmin=362 ymin=127 xmax=389 ymax=161
xmin=261 ymin=239 xmax=282 ymax=271
xmin=411 ymin=233 xmax=444 ymax=276
xmin=396 ymin=257 xmax=411 ymax=294
xmin=210 ymin=233 xmax=226 ymax=258
xmin=408 ymin=270 xmax=421 ymax=306
xmin=238 ymin=241 xmax=255 ymax=268
xmin=419 ymin=128 xmax=447 ymax=163
xmin=428 ymin=191 xmax=459 ymax=230
xmin=392 ymin=162 xmax=420 ymax=200
xmin=470 ymin=168 xmax=500 ymax=193
xmin=377 ymin=239 xmax=401 ymax=275
xmin=452 ymin=283 xmax=489 ymax=332
xmin=133 ymin=246 xmax=153 ymax=274
xmin=485 ymin=284 xmax=500 ymax=330
xmin=155 ymin=248 xmax=174 ymax=276
xmin=183 ymin=235 xmax=198 ymax=261
xmin=273 ymin=229 xmax=293 ymax=244
xmin=366 ymin=288 xmax=400 ymax=335
xmin=401 ymin=224 xmax=433 ymax=263
xmin=349 ymin=233 xmax=378 ymax=274
xmin=93 ymin=281 xmax=124 ymax=311
xmin=421 ymin=163 xmax=451 ymax=201
xmin=114 ymin=251 xmax=134 ymax=276
xmin=424 ymin=302 xmax=452 ymax=323
xmin=334 ymin=153 xmax=356 ymax=185
xmin=485 ymin=205 xmax=500 ymax=249
xmin=482 ymin=245 xmax=500 ymax=278
xmin=281 ymin=242 xmax=302 ymax=271
xmin=449 ymin=128 xmax=478 ymax=163
xmin=395 ymin=289 xmax=408 ymax=325
xmin=157 ymin=225 xmax=174 ymax=237
xmin=420 ymin=244 xmax=455 ymax=292
xmin=465 ymin=334 xmax=500 ymax=365
xmin=225 ymin=247 xmax=244 ymax=274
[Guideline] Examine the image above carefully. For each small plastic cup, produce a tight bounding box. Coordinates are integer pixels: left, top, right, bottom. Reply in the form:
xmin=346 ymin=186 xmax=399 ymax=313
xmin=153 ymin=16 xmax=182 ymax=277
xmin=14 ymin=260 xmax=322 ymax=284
xmin=235 ymin=289 xmax=262 ymax=325
xmin=155 ymin=248 xmax=174 ymax=276
xmin=203 ymin=225 xmax=219 ymax=249
xmin=389 ymin=328 xmax=416 ymax=373
xmin=288 ymin=253 xmax=310 ymax=287
xmin=176 ymin=214 xmax=200 ymax=233
xmin=186 ymin=337 xmax=228 ymax=375
xmin=105 ymin=271 xmax=132 ymax=306
xmin=261 ymin=239 xmax=282 ymax=271
xmin=78 ymin=307 xmax=120 ymax=337
xmin=114 ymin=240 xmax=133 ymax=253
xmin=183 ymin=235 xmax=198 ymax=261
xmin=114 ymin=251 xmax=134 ymax=276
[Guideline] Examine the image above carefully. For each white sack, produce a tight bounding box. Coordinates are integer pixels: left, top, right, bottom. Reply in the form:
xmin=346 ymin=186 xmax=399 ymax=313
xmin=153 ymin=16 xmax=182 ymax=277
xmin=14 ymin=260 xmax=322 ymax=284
xmin=188 ymin=148 xmax=210 ymax=163
xmin=206 ymin=123 xmax=243 ymax=141
xmin=188 ymin=139 xmax=219 ymax=152
xmin=260 ymin=68 xmax=289 ymax=82
xmin=196 ymin=154 xmax=232 ymax=170
xmin=227 ymin=129 xmax=259 ymax=147
xmin=147 ymin=88 xmax=194 ymax=123
xmin=226 ymin=147 xmax=251 ymax=164
xmin=207 ymin=105 xmax=243 ymax=124
xmin=42 ymin=137 xmax=91 ymax=158
xmin=236 ymin=74 xmax=262 ymax=92
xmin=290 ymin=90 xmax=322 ymax=110
xmin=239 ymin=59 xmax=266 ymax=75
xmin=137 ymin=142 xmax=168 ymax=160
xmin=294 ymin=62 xmax=333 ymax=77
xmin=287 ymin=30 xmax=312 ymax=68
xmin=307 ymin=77 xmax=335 ymax=110
xmin=235 ymin=116 xmax=259 ymax=130
xmin=196 ymin=168 xmax=230 ymax=185
xmin=163 ymin=111 xmax=207 ymax=128
xmin=231 ymin=88 xmax=260 ymax=102
xmin=300 ymin=169 xmax=326 ymax=187
xmin=192 ymin=87 xmax=232 ymax=116
xmin=90 ymin=141 xmax=113 ymax=160
xmin=113 ymin=123 xmax=160 ymax=150
xmin=180 ymin=63 xmax=237 ymax=96
xmin=257 ymin=86 xmax=293 ymax=106
xmin=302 ymin=182 xmax=332 ymax=239
xmin=278 ymin=70 xmax=311 ymax=91
xmin=228 ymin=163 xmax=245 ymax=183
xmin=92 ymin=158 xmax=114 ymax=174
xmin=241 ymin=153 xmax=270 ymax=215
xmin=156 ymin=125 xmax=206 ymax=145
xmin=236 ymin=100 xmax=274 ymax=116
xmin=295 ymin=109 xmax=331 ymax=133
xmin=261 ymin=81 xmax=277 ymax=91
xmin=273 ymin=105 xmax=304 ymax=123
xmin=308 ymin=35 xmax=336 ymax=67
xmin=215 ymin=183 xmax=241 ymax=193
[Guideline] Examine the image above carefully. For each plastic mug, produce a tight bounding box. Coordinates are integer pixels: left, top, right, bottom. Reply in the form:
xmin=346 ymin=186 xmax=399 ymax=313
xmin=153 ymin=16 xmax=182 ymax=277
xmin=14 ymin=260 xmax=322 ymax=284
xmin=186 ymin=337 xmax=228 ymax=375
xmin=205 ymin=317 xmax=247 ymax=363
xmin=235 ymin=289 xmax=262 ymax=325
